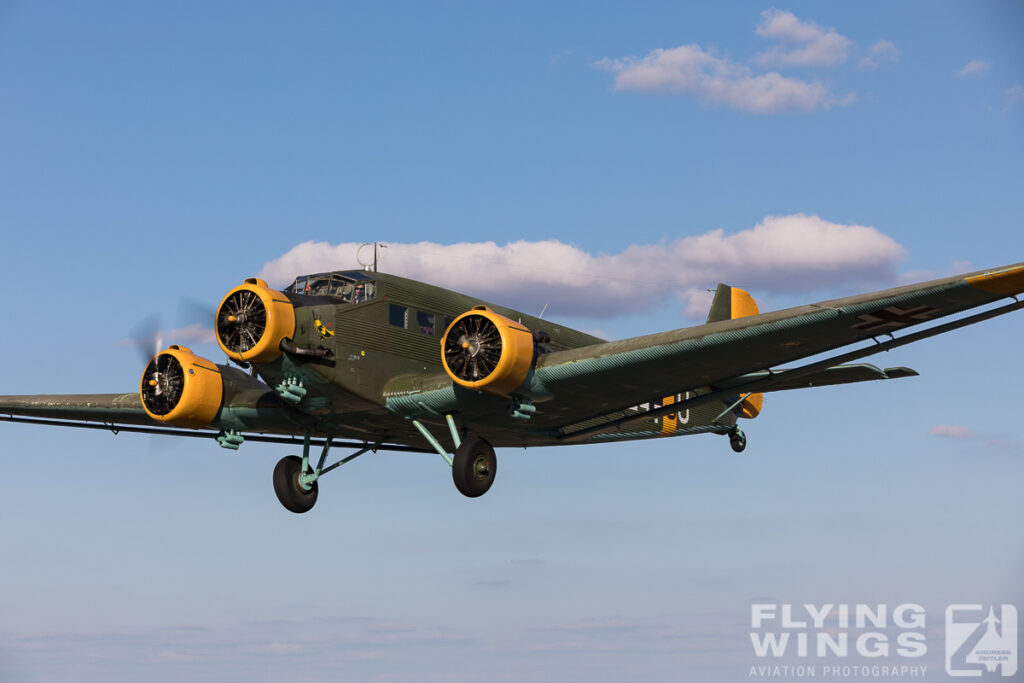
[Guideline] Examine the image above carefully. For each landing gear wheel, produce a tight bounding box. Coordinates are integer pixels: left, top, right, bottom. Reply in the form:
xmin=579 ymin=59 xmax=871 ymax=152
xmin=273 ymin=455 xmax=319 ymax=513
xmin=729 ymin=428 xmax=747 ymax=453
xmin=451 ymin=436 xmax=497 ymax=498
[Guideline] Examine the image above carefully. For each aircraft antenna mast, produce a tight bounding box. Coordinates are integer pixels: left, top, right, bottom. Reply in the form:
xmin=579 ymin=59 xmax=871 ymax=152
xmin=357 ymin=242 xmax=385 ymax=272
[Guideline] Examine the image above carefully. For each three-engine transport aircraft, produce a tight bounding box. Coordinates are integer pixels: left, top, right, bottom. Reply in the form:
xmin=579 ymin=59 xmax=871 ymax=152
xmin=2 ymin=263 xmax=1023 ymax=512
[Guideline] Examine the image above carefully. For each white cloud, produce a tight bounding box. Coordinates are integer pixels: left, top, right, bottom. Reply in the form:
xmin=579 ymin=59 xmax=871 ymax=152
xmin=595 ymin=44 xmax=850 ymax=113
xmin=1006 ymin=84 xmax=1024 ymax=107
xmin=677 ymin=287 xmax=716 ymax=318
xmin=930 ymin=424 xmax=974 ymax=439
xmin=258 ymin=214 xmax=906 ymax=318
xmin=859 ymin=40 xmax=900 ymax=70
xmin=594 ymin=10 xmax=867 ymax=113
xmin=954 ymin=59 xmax=990 ymax=77
xmin=755 ymin=9 xmax=853 ymax=67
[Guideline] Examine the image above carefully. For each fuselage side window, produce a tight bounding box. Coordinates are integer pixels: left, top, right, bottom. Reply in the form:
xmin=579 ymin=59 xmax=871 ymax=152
xmin=389 ymin=304 xmax=408 ymax=328
xmin=417 ymin=311 xmax=435 ymax=335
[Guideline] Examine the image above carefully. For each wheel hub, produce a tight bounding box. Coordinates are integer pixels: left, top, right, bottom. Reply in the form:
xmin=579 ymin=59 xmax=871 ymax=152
xmin=473 ymin=456 xmax=490 ymax=478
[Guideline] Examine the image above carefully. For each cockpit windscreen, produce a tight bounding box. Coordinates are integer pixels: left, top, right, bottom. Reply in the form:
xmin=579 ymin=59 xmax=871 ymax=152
xmin=284 ymin=271 xmax=376 ymax=303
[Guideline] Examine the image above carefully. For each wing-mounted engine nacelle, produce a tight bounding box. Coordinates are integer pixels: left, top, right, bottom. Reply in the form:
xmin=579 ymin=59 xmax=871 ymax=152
xmin=140 ymin=345 xmax=223 ymax=428
xmin=441 ymin=306 xmax=535 ymax=396
xmin=215 ymin=278 xmax=296 ymax=364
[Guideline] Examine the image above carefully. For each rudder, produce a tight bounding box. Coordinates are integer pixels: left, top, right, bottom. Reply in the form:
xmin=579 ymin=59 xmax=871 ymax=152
xmin=707 ymin=283 xmax=763 ymax=419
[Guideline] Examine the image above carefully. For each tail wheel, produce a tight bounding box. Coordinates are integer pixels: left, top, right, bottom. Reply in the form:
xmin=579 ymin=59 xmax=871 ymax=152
xmin=451 ymin=436 xmax=497 ymax=498
xmin=729 ymin=428 xmax=747 ymax=453
xmin=273 ymin=455 xmax=319 ymax=513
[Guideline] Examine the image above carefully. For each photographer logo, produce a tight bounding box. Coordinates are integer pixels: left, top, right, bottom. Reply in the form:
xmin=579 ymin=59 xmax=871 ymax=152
xmin=945 ymin=604 xmax=1017 ymax=677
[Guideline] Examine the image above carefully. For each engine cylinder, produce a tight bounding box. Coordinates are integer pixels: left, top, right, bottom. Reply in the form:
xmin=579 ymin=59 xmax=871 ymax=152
xmin=140 ymin=345 xmax=224 ymax=428
xmin=441 ymin=306 xmax=534 ymax=396
xmin=215 ymin=278 xmax=296 ymax=363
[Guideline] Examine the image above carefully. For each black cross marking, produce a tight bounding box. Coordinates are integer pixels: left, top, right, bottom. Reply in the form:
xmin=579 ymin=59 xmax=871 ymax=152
xmin=852 ymin=305 xmax=939 ymax=332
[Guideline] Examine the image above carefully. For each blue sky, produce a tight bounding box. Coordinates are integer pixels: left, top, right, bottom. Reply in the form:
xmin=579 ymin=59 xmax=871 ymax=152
xmin=0 ymin=2 xmax=1022 ymax=681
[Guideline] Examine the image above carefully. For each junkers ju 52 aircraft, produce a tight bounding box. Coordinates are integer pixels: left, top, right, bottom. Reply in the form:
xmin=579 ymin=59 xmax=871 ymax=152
xmin=2 ymin=263 xmax=1023 ymax=512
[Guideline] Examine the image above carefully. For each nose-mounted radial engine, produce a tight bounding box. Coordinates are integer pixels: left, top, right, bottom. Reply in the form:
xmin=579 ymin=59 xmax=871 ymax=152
xmin=215 ymin=278 xmax=296 ymax=364
xmin=140 ymin=345 xmax=223 ymax=429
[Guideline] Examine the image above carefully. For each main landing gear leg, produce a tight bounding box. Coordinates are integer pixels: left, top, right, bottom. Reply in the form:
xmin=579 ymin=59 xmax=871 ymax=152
xmin=411 ymin=416 xmax=497 ymax=498
xmin=273 ymin=434 xmax=378 ymax=513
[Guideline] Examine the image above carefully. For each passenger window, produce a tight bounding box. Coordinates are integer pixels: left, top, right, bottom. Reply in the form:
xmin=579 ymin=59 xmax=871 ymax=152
xmin=417 ymin=312 xmax=435 ymax=335
xmin=389 ymin=304 xmax=408 ymax=328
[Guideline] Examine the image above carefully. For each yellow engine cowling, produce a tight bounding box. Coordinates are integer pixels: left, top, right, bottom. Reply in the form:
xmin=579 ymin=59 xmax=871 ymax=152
xmin=441 ymin=306 xmax=534 ymax=396
xmin=140 ymin=345 xmax=224 ymax=428
xmin=215 ymin=277 xmax=296 ymax=364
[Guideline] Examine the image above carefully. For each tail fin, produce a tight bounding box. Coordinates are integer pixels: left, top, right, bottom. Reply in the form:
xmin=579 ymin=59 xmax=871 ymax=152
xmin=707 ymin=284 xmax=763 ymax=419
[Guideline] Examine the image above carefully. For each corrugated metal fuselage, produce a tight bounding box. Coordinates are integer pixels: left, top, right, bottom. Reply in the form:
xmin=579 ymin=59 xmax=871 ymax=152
xmin=247 ymin=272 xmax=731 ymax=449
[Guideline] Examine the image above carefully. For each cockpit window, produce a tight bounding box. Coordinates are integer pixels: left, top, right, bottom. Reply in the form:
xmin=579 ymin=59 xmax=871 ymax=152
xmin=284 ymin=271 xmax=376 ymax=303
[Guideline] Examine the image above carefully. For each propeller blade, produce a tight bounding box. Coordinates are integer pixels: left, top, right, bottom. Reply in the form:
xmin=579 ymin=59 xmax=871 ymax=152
xmin=178 ymin=297 xmax=216 ymax=328
xmin=128 ymin=314 xmax=164 ymax=365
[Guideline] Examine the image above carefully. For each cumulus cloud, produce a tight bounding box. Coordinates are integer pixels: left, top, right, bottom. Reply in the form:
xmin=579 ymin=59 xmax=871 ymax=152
xmin=755 ymin=9 xmax=853 ymax=67
xmin=930 ymin=424 xmax=974 ymax=439
xmin=595 ymin=10 xmax=867 ymax=113
xmin=1006 ymin=84 xmax=1024 ymax=107
xmin=954 ymin=59 xmax=990 ymax=77
xmin=595 ymin=44 xmax=851 ymax=113
xmin=258 ymin=214 xmax=906 ymax=318
xmin=859 ymin=40 xmax=900 ymax=69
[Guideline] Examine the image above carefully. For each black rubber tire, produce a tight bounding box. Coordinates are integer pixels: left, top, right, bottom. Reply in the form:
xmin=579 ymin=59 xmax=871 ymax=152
xmin=729 ymin=433 xmax=747 ymax=453
xmin=273 ymin=455 xmax=319 ymax=513
xmin=451 ymin=436 xmax=497 ymax=498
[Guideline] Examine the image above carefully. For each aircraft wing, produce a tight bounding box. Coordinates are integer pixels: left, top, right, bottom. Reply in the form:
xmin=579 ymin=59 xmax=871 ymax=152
xmin=0 ymin=390 xmax=432 ymax=452
xmin=529 ymin=263 xmax=1023 ymax=434
xmin=0 ymin=393 xmax=152 ymax=424
xmin=0 ymin=390 xmax=292 ymax=443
